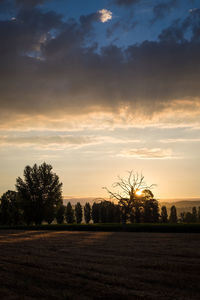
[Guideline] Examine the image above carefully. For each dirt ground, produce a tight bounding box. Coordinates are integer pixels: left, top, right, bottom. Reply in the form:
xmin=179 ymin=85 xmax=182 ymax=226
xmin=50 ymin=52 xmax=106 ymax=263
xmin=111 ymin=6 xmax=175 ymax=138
xmin=0 ymin=231 xmax=200 ymax=299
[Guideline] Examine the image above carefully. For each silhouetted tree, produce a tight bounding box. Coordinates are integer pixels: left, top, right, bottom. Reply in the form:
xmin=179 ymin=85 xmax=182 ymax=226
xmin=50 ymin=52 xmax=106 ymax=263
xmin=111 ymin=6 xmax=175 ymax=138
xmin=104 ymin=171 xmax=155 ymax=224
xmin=0 ymin=192 xmax=11 ymax=225
xmin=160 ymin=205 xmax=168 ymax=223
xmin=152 ymin=200 xmax=160 ymax=223
xmin=56 ymin=204 xmax=66 ymax=224
xmin=106 ymin=201 xmax=117 ymax=223
xmin=143 ymin=199 xmax=159 ymax=223
xmin=192 ymin=206 xmax=197 ymax=222
xmin=180 ymin=209 xmax=199 ymax=223
xmin=99 ymin=201 xmax=107 ymax=223
xmin=114 ymin=204 xmax=121 ymax=223
xmin=143 ymin=200 xmax=152 ymax=223
xmin=130 ymin=210 xmax=135 ymax=223
xmin=99 ymin=201 xmax=116 ymax=223
xmin=180 ymin=212 xmax=186 ymax=223
xmin=185 ymin=212 xmax=194 ymax=223
xmin=75 ymin=202 xmax=82 ymax=224
xmin=84 ymin=202 xmax=91 ymax=224
xmin=91 ymin=200 xmax=121 ymax=223
xmin=134 ymin=205 xmax=142 ymax=223
xmin=16 ymin=163 xmax=62 ymax=225
xmin=44 ymin=205 xmax=55 ymax=224
xmin=66 ymin=202 xmax=74 ymax=224
xmin=0 ymin=190 xmax=22 ymax=225
xmin=92 ymin=202 xmax=100 ymax=223
xmin=198 ymin=207 xmax=200 ymax=223
xmin=169 ymin=205 xmax=178 ymax=223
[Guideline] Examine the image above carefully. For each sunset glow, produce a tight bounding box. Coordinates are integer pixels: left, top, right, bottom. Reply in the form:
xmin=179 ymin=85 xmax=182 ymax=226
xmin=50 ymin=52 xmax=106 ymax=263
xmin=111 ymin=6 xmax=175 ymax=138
xmin=136 ymin=190 xmax=143 ymax=197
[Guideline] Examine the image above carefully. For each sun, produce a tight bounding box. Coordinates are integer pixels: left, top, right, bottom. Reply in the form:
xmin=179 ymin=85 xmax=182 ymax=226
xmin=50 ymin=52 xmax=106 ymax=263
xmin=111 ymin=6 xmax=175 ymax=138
xmin=136 ymin=189 xmax=143 ymax=196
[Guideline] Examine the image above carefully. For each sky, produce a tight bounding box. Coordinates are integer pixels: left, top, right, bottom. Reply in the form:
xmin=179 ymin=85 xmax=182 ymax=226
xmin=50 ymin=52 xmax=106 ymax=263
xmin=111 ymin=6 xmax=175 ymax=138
xmin=0 ymin=0 xmax=200 ymax=199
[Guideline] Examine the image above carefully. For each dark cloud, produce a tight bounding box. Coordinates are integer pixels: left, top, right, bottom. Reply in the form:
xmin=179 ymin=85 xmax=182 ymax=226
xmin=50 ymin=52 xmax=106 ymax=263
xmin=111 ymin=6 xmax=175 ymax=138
xmin=0 ymin=3 xmax=200 ymax=124
xmin=0 ymin=8 xmax=62 ymax=57
xmin=151 ymin=0 xmax=178 ymax=24
xmin=106 ymin=11 xmax=137 ymax=38
xmin=0 ymin=0 xmax=14 ymax=14
xmin=159 ymin=8 xmax=200 ymax=42
xmin=80 ymin=13 xmax=99 ymax=31
xmin=113 ymin=0 xmax=141 ymax=6
xmin=184 ymin=8 xmax=200 ymax=41
xmin=158 ymin=19 xmax=185 ymax=42
xmin=0 ymin=0 xmax=49 ymax=13
xmin=15 ymin=0 xmax=49 ymax=8
xmin=79 ymin=10 xmax=110 ymax=31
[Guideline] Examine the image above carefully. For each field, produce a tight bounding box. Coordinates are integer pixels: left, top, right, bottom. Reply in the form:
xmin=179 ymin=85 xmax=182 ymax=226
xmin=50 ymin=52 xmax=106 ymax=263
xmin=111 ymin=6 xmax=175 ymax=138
xmin=0 ymin=231 xmax=200 ymax=299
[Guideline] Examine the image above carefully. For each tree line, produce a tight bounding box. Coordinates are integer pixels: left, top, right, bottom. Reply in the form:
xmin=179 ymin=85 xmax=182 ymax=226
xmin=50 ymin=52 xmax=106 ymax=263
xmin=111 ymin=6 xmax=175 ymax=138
xmin=1 ymin=191 xmax=200 ymax=226
xmin=0 ymin=163 xmax=200 ymax=226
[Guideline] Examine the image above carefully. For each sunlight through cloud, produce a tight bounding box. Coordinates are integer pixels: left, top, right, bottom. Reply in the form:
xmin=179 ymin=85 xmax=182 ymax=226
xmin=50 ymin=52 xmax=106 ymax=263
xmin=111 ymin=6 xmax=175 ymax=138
xmin=98 ymin=9 xmax=112 ymax=23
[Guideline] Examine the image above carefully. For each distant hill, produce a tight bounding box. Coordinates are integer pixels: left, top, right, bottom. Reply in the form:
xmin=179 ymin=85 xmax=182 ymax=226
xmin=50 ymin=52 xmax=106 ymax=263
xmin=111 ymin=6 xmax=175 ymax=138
xmin=63 ymin=197 xmax=200 ymax=216
xmin=63 ymin=197 xmax=103 ymax=206
xmin=159 ymin=199 xmax=200 ymax=216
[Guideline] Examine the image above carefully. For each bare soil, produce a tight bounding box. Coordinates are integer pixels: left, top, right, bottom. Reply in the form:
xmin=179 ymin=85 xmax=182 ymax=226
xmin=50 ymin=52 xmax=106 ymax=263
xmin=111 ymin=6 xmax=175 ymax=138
xmin=0 ymin=230 xmax=200 ymax=299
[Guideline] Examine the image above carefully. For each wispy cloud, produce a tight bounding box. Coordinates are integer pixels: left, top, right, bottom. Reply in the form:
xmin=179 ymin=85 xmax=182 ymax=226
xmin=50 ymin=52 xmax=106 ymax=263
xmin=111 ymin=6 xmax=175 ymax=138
xmin=118 ymin=148 xmax=175 ymax=159
xmin=151 ymin=0 xmax=178 ymax=24
xmin=160 ymin=138 xmax=200 ymax=143
xmin=0 ymin=134 xmax=141 ymax=149
xmin=0 ymin=135 xmax=98 ymax=149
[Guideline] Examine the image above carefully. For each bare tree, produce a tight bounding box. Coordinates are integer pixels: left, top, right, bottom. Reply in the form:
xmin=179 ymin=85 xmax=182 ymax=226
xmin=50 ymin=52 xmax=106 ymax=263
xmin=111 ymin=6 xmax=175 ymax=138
xmin=103 ymin=171 xmax=155 ymax=224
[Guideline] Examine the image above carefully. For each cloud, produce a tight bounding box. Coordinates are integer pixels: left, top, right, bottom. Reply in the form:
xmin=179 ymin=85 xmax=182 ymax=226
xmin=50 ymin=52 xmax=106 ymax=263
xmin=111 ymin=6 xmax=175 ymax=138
xmin=106 ymin=19 xmax=137 ymax=37
xmin=189 ymin=8 xmax=199 ymax=14
xmin=0 ymin=134 xmax=141 ymax=149
xmin=79 ymin=9 xmax=112 ymax=31
xmin=15 ymin=0 xmax=49 ymax=8
xmin=0 ymin=3 xmax=200 ymax=130
xmin=151 ymin=0 xmax=178 ymax=24
xmin=98 ymin=9 xmax=112 ymax=23
xmin=0 ymin=135 xmax=98 ymax=149
xmin=160 ymin=138 xmax=200 ymax=143
xmin=113 ymin=0 xmax=141 ymax=6
xmin=119 ymin=148 xmax=174 ymax=159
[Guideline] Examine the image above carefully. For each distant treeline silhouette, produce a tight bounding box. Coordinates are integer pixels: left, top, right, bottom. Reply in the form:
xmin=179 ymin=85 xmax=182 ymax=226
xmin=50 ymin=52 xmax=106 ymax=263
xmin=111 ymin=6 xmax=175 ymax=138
xmin=0 ymin=163 xmax=200 ymax=226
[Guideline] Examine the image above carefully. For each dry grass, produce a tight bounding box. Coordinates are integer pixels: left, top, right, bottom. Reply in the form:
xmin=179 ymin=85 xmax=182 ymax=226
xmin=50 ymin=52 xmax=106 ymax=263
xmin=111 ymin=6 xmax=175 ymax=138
xmin=0 ymin=231 xmax=200 ymax=299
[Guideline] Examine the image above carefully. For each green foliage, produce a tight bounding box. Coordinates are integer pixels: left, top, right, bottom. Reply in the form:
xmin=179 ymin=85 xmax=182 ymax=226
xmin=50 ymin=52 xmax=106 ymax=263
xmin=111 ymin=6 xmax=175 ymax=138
xmin=169 ymin=205 xmax=178 ymax=223
xmin=160 ymin=206 xmax=168 ymax=223
xmin=16 ymin=162 xmax=63 ymax=225
xmin=66 ymin=202 xmax=74 ymax=224
xmin=56 ymin=204 xmax=66 ymax=224
xmin=75 ymin=202 xmax=82 ymax=224
xmin=84 ymin=202 xmax=91 ymax=224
